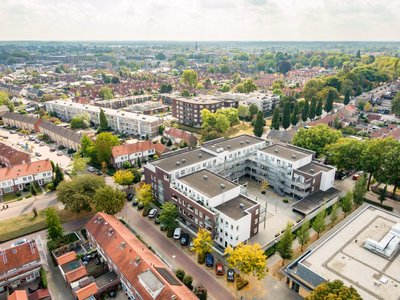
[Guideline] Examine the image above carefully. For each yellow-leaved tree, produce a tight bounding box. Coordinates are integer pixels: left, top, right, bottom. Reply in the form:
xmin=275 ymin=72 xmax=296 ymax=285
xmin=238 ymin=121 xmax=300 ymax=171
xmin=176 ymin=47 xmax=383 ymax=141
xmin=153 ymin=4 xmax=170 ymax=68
xmin=192 ymin=228 xmax=213 ymax=263
xmin=135 ymin=183 xmax=153 ymax=215
xmin=225 ymin=243 xmax=268 ymax=284
xmin=113 ymin=169 xmax=134 ymax=189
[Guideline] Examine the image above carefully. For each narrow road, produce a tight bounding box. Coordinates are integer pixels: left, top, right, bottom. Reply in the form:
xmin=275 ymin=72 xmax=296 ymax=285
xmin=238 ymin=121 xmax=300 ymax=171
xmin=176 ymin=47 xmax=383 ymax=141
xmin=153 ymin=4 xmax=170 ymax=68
xmin=124 ymin=204 xmax=236 ymax=300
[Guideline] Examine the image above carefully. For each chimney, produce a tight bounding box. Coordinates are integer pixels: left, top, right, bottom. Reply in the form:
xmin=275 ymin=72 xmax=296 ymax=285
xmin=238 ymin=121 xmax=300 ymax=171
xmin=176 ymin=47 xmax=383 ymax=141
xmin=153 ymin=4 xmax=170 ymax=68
xmin=108 ymin=227 xmax=114 ymax=236
xmin=98 ymin=216 xmax=103 ymax=223
xmin=121 ymin=241 xmax=127 ymax=249
xmin=204 ymin=175 xmax=208 ymax=180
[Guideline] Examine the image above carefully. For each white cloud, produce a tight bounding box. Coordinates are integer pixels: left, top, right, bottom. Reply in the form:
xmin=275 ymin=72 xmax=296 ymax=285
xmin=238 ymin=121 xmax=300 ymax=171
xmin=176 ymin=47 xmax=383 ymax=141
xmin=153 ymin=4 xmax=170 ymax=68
xmin=0 ymin=0 xmax=399 ymax=40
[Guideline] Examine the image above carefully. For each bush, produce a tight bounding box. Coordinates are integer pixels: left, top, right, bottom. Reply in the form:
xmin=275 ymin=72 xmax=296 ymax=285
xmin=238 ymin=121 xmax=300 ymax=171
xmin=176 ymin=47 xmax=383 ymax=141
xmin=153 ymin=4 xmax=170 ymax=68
xmin=142 ymin=207 xmax=151 ymax=217
xmin=57 ymin=145 xmax=65 ymax=150
xmin=175 ymin=268 xmax=185 ymax=281
xmin=264 ymin=246 xmax=277 ymax=257
xmin=67 ymin=148 xmax=75 ymax=154
xmin=183 ymin=275 xmax=193 ymax=290
xmin=194 ymin=284 xmax=207 ymax=300
xmin=198 ymin=252 xmax=206 ymax=264
xmin=40 ymin=267 xmax=48 ymax=288
xmin=17 ymin=196 xmax=23 ymax=201
xmin=15 ymin=191 xmax=21 ymax=197
xmin=47 ymin=183 xmax=55 ymax=191
xmin=172 ymin=146 xmax=178 ymax=151
xmin=23 ymin=187 xmax=28 ymax=192
xmin=25 ymin=194 xmax=32 ymax=198
xmin=236 ymin=274 xmax=249 ymax=290
xmin=363 ymin=198 xmax=393 ymax=211
xmin=81 ymin=229 xmax=87 ymax=240
xmin=76 ymin=254 xmax=85 ymax=259
xmin=283 ymin=198 xmax=289 ymax=203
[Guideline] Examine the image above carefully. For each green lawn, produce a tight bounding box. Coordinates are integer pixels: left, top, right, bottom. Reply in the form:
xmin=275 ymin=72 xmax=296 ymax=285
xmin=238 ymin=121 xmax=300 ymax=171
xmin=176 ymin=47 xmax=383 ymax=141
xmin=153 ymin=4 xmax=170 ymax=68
xmin=2 ymin=193 xmax=17 ymax=203
xmin=0 ymin=206 xmax=95 ymax=243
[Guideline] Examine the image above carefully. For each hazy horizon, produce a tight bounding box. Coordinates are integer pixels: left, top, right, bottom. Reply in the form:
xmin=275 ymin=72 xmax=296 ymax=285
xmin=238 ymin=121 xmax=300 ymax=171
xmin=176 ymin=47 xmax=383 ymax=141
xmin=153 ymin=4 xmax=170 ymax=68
xmin=1 ymin=0 xmax=399 ymax=42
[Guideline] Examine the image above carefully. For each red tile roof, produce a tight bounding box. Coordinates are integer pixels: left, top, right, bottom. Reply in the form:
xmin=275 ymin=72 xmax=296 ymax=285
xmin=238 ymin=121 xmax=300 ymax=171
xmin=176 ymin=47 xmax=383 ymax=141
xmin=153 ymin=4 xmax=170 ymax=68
xmin=388 ymin=124 xmax=398 ymax=129
xmin=380 ymin=128 xmax=390 ymax=133
xmin=0 ymin=242 xmax=40 ymax=273
xmin=309 ymin=112 xmax=345 ymax=126
xmin=75 ymin=282 xmax=98 ymax=300
xmin=65 ymin=266 xmax=87 ymax=283
xmin=163 ymin=127 xmax=194 ymax=142
xmin=112 ymin=140 xmax=155 ymax=157
xmin=371 ymin=132 xmax=382 ymax=138
xmin=345 ymin=104 xmax=357 ymax=111
xmin=28 ymin=289 xmax=51 ymax=300
xmin=0 ymin=160 xmax=52 ymax=182
xmin=367 ymin=114 xmax=381 ymax=121
xmin=8 ymin=291 xmax=28 ymax=300
xmin=56 ymin=251 xmax=76 ymax=266
xmin=86 ymin=213 xmax=197 ymax=300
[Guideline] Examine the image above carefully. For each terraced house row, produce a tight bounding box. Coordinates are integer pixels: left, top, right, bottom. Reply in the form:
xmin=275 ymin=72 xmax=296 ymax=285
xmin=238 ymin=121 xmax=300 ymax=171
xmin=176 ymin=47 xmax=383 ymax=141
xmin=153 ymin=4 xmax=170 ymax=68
xmin=45 ymin=100 xmax=163 ymax=138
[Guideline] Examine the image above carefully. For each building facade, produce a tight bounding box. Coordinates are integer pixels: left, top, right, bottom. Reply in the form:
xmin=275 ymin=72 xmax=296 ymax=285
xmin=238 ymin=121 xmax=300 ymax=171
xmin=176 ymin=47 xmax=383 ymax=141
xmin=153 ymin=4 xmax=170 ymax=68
xmin=2 ymin=113 xmax=43 ymax=133
xmin=38 ymin=121 xmax=82 ymax=151
xmin=163 ymin=127 xmax=198 ymax=148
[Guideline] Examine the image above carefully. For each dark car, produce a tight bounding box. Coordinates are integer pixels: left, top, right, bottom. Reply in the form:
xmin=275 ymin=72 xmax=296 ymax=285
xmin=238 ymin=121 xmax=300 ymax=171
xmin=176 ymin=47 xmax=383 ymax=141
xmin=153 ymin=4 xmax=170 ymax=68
xmin=227 ymin=268 xmax=235 ymax=282
xmin=50 ymin=147 xmax=56 ymax=152
xmin=206 ymin=254 xmax=214 ymax=267
xmin=181 ymin=233 xmax=189 ymax=246
xmin=160 ymin=224 xmax=167 ymax=231
xmin=132 ymin=198 xmax=139 ymax=206
xmin=126 ymin=193 xmax=134 ymax=201
xmin=154 ymin=214 xmax=161 ymax=224
xmin=216 ymin=262 xmax=224 ymax=275
xmin=137 ymin=202 xmax=144 ymax=210
xmin=96 ymin=171 xmax=102 ymax=176
xmin=2 ymin=135 xmax=8 ymax=139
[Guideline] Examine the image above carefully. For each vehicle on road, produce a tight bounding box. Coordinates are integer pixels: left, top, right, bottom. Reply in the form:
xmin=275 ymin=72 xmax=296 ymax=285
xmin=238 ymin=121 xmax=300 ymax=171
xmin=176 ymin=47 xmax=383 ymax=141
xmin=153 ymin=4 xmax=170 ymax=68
xmin=10 ymin=130 xmax=16 ymax=134
xmin=132 ymin=198 xmax=138 ymax=206
xmin=173 ymin=228 xmax=182 ymax=240
xmin=227 ymin=268 xmax=235 ymax=282
xmin=87 ymin=167 xmax=95 ymax=172
xmin=180 ymin=233 xmax=189 ymax=245
xmin=96 ymin=171 xmax=102 ymax=176
xmin=160 ymin=224 xmax=167 ymax=231
xmin=353 ymin=174 xmax=360 ymax=180
xmin=154 ymin=214 xmax=161 ymax=224
xmin=148 ymin=209 xmax=158 ymax=218
xmin=35 ymin=152 xmax=42 ymax=157
xmin=216 ymin=262 xmax=224 ymax=275
xmin=17 ymin=141 xmax=23 ymax=146
xmin=11 ymin=239 xmax=28 ymax=248
xmin=50 ymin=147 xmax=56 ymax=152
xmin=40 ymin=142 xmax=45 ymax=146
xmin=126 ymin=193 xmax=134 ymax=201
xmin=18 ymin=133 xmax=23 ymax=136
xmin=57 ymin=151 xmax=63 ymax=156
xmin=137 ymin=202 xmax=144 ymax=210
xmin=35 ymin=139 xmax=40 ymax=144
xmin=206 ymin=254 xmax=214 ymax=267
xmin=29 ymin=135 xmax=35 ymax=141
xmin=2 ymin=135 xmax=8 ymax=139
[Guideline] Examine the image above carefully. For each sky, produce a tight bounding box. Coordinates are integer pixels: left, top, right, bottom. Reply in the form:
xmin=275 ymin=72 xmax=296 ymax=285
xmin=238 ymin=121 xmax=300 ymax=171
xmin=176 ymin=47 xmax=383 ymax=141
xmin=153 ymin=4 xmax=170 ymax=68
xmin=1 ymin=0 xmax=399 ymax=41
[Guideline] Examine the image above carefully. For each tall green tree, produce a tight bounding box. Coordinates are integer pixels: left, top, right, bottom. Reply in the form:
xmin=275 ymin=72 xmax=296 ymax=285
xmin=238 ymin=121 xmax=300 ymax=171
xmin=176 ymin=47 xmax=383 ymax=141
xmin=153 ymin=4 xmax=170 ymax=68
xmin=391 ymin=92 xmax=400 ymax=115
xmin=45 ymin=207 xmax=64 ymax=241
xmin=30 ymin=184 xmax=37 ymax=200
xmin=68 ymin=152 xmax=90 ymax=177
xmin=160 ymin=201 xmax=179 ymax=234
xmin=93 ymin=185 xmax=126 ymax=215
xmin=356 ymin=50 xmax=361 ymax=59
xmin=301 ymin=99 xmax=309 ymax=122
xmin=325 ymin=138 xmax=365 ymax=171
xmin=297 ymin=219 xmax=310 ymax=251
xmin=307 ymin=280 xmax=362 ymax=300
xmin=379 ymin=143 xmax=400 ymax=198
xmin=353 ymin=174 xmax=367 ymax=207
xmin=181 ymin=70 xmax=198 ymax=87
xmin=282 ymin=100 xmax=291 ymax=130
xmin=341 ymin=191 xmax=353 ymax=217
xmin=329 ymin=202 xmax=340 ymax=228
xmin=276 ymin=222 xmax=294 ymax=265
xmin=248 ymin=103 xmax=259 ymax=118
xmin=344 ymin=90 xmax=350 ymax=105
xmin=271 ymin=107 xmax=280 ymax=130
xmin=291 ymin=102 xmax=299 ymax=126
xmin=316 ymin=98 xmax=323 ymax=117
xmin=93 ymin=132 xmax=120 ymax=164
xmin=312 ymin=207 xmax=326 ymax=239
xmin=309 ymin=96 xmax=317 ymax=120
xmin=378 ymin=186 xmax=387 ymax=204
xmin=54 ymin=164 xmax=65 ymax=188
xmin=99 ymin=109 xmax=108 ymax=131
xmin=324 ymin=90 xmax=334 ymax=113
xmin=253 ymin=111 xmax=264 ymax=137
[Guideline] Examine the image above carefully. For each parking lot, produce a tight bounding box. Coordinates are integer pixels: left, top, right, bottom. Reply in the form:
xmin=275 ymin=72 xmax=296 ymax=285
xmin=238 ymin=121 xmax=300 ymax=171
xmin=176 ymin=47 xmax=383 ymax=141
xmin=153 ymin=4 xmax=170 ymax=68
xmin=0 ymin=127 xmax=72 ymax=168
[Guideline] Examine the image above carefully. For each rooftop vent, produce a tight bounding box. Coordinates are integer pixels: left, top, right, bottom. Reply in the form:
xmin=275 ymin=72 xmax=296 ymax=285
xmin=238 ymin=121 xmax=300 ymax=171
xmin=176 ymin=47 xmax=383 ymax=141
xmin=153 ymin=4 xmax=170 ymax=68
xmin=98 ymin=216 xmax=103 ymax=223
xmin=292 ymin=155 xmax=296 ymax=159
xmin=182 ymin=159 xmax=186 ymax=163
xmin=204 ymin=175 xmax=208 ymax=180
xmin=274 ymin=149 xmax=278 ymax=153
xmin=109 ymin=228 xmax=114 ymax=236
xmin=198 ymin=154 xmax=202 ymax=158
xmin=221 ymin=184 xmax=225 ymax=189
xmin=121 ymin=241 xmax=126 ymax=249
xmin=246 ymin=140 xmax=249 ymax=143
xmin=240 ymin=141 xmax=243 ymax=144
xmin=135 ymin=256 xmax=141 ymax=263
xmin=171 ymin=296 xmax=177 ymax=300
xmin=310 ymin=169 xmax=314 ymax=173
xmin=239 ymin=203 xmax=245 ymax=210
xmin=105 ymin=222 xmax=108 ymax=228
xmin=176 ymin=162 xmax=180 ymax=166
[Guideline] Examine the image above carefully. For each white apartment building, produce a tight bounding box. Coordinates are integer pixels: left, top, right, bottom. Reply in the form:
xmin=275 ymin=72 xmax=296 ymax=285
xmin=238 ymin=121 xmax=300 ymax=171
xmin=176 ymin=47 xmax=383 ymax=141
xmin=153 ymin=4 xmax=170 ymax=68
xmin=45 ymin=100 xmax=164 ymax=137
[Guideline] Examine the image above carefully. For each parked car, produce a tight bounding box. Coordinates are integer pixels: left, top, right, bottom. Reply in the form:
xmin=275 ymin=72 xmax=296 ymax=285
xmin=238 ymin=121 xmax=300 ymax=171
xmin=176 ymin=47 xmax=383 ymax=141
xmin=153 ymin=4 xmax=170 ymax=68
xmin=180 ymin=233 xmax=189 ymax=246
xmin=154 ymin=214 xmax=161 ymax=224
xmin=17 ymin=141 xmax=23 ymax=146
xmin=148 ymin=209 xmax=158 ymax=218
xmin=140 ymin=170 xmax=145 ymax=175
xmin=205 ymin=254 xmax=214 ymax=267
xmin=87 ymin=167 xmax=95 ymax=172
xmin=29 ymin=135 xmax=35 ymax=141
xmin=50 ymin=147 xmax=56 ymax=152
xmin=132 ymin=198 xmax=139 ymax=206
xmin=96 ymin=171 xmax=102 ymax=176
xmin=160 ymin=224 xmax=167 ymax=231
xmin=35 ymin=152 xmax=42 ymax=157
xmin=2 ymin=135 xmax=8 ymax=139
xmin=18 ymin=132 xmax=23 ymax=136
xmin=353 ymin=174 xmax=360 ymax=180
xmin=10 ymin=130 xmax=16 ymax=134
xmin=173 ymin=228 xmax=182 ymax=240
xmin=35 ymin=139 xmax=40 ymax=144
xmin=11 ymin=239 xmax=28 ymax=248
xmin=216 ymin=262 xmax=224 ymax=275
xmin=126 ymin=193 xmax=134 ymax=201
xmin=189 ymin=240 xmax=194 ymax=251
xmin=137 ymin=202 xmax=144 ymax=210
xmin=57 ymin=151 xmax=63 ymax=156
xmin=40 ymin=142 xmax=45 ymax=146
xmin=227 ymin=268 xmax=235 ymax=282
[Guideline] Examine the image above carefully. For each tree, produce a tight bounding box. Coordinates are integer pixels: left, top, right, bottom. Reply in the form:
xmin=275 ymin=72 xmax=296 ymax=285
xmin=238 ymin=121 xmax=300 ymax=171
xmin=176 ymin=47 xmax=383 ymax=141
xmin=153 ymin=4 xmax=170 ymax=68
xmin=193 ymin=284 xmax=207 ymax=300
xmin=325 ymin=138 xmax=365 ymax=171
xmin=56 ymin=175 xmax=106 ymax=213
xmin=379 ymin=143 xmax=400 ymax=198
xmin=282 ymin=100 xmax=291 ymax=130
xmin=324 ymin=90 xmax=334 ymax=113
xmin=291 ymin=102 xmax=299 ymax=126
xmin=297 ymin=219 xmax=310 ymax=251
xmin=248 ymin=103 xmax=259 ymax=118
xmin=306 ymin=280 xmax=362 ymax=300
xmin=181 ymin=89 xmax=190 ymax=97
xmin=293 ymin=124 xmax=342 ymax=157
xmin=277 ymin=60 xmax=292 ymax=74
xmin=253 ymin=111 xmax=264 ymax=137
xmin=357 ymin=100 xmax=365 ymax=111
xmin=183 ymin=275 xmax=193 ymax=290
xmin=0 ymin=91 xmax=15 ymax=112
xmin=158 ymin=125 xmax=165 ymax=135
xmin=68 ymin=152 xmax=90 ymax=177
xmin=93 ymin=132 xmax=120 ymax=164
xmin=113 ymin=169 xmax=134 ymax=189
xmin=356 ymin=86 xmax=363 ymax=96
xmin=391 ymin=92 xmax=400 ymax=115
xmin=341 ymin=191 xmax=353 ymax=217
xmin=356 ymin=50 xmax=361 ymax=59
xmin=156 ymin=52 xmax=166 ymax=60
xmin=175 ymin=269 xmax=185 ymax=281
xmin=135 ymin=183 xmax=153 ymax=212
xmin=243 ymin=79 xmax=257 ymax=93
xmin=181 ymin=70 xmax=198 ymax=87
xmin=344 ymin=90 xmax=351 ymax=105
xmin=329 ymin=202 xmax=340 ymax=228
xmin=225 ymin=243 xmax=267 ymax=281
xmin=93 ymin=185 xmax=126 ymax=215
xmin=271 ymin=107 xmax=280 ymax=130
xmin=30 ymin=184 xmax=37 ymax=200
xmin=272 ymin=79 xmax=286 ymax=90
xmin=54 ymin=164 xmax=65 ymax=188
xmin=137 ymin=157 xmax=142 ymax=168
xmin=220 ymin=64 xmax=231 ymax=74
xmin=276 ymin=221 xmax=294 ymax=265
xmin=316 ymin=98 xmax=323 ymax=117
xmin=99 ymin=87 xmax=114 ymax=100
xmin=145 ymin=133 xmax=149 ymax=140
xmin=309 ymin=96 xmax=317 ymax=120
xmin=256 ymin=61 xmax=265 ymax=71
xmin=70 ymin=117 xmax=83 ymax=130
xmin=45 ymin=207 xmax=64 ymax=241
xmin=215 ymin=114 xmax=230 ymax=133
xmin=353 ymin=173 xmax=367 ymax=208
xmin=192 ymin=228 xmax=213 ymax=263
xmin=302 ymin=100 xmax=309 ymax=122
xmin=221 ymin=84 xmax=230 ymax=92
xmin=179 ymin=140 xmax=189 ymax=148
xmin=111 ymin=76 xmax=120 ymax=84
xmin=378 ymin=186 xmax=387 ymax=204
xmin=238 ymin=105 xmax=248 ymax=122
xmin=159 ymin=201 xmax=179 ymax=236
xmin=312 ymin=207 xmax=326 ymax=239
xmin=99 ymin=109 xmax=108 ymax=131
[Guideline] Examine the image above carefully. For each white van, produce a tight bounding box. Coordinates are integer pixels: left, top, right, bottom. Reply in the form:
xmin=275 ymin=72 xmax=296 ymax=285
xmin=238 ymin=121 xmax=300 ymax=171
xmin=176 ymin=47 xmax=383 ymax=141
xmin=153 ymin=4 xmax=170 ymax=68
xmin=173 ymin=228 xmax=182 ymax=240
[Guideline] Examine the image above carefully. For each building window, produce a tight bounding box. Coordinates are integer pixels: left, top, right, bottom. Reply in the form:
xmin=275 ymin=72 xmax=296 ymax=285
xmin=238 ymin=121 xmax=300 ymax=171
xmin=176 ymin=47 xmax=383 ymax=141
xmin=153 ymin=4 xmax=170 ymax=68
xmin=256 ymin=209 xmax=259 ymax=215
xmin=199 ymin=212 xmax=203 ymax=218
xmin=236 ymin=236 xmax=239 ymax=241
xmin=231 ymin=225 xmax=233 ymax=230
xmin=195 ymin=218 xmax=198 ymax=224
xmin=200 ymin=222 xmax=203 ymax=228
xmin=195 ymin=209 xmax=198 ymax=215
xmin=255 ymin=218 xmax=258 ymax=224
xmin=236 ymin=226 xmax=239 ymax=231
xmin=254 ymin=228 xmax=258 ymax=234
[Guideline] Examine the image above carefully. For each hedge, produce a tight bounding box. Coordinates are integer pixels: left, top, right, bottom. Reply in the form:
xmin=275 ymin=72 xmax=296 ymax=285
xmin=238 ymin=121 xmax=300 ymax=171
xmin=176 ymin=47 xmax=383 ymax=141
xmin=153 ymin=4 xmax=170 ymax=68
xmin=363 ymin=198 xmax=393 ymax=211
xmin=40 ymin=267 xmax=48 ymax=288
